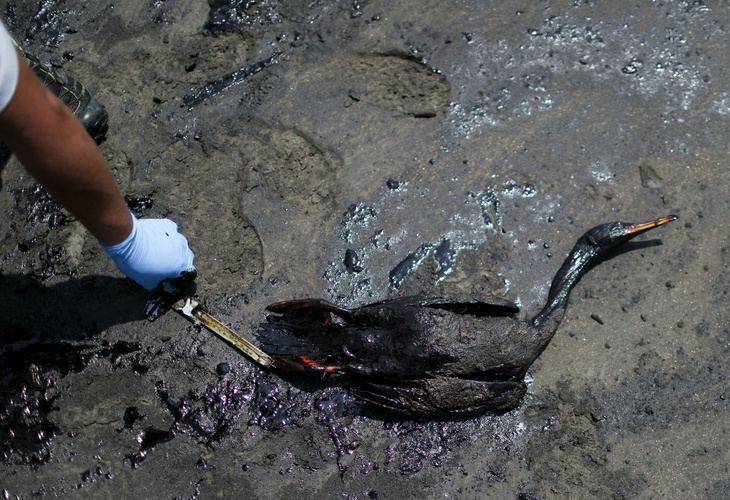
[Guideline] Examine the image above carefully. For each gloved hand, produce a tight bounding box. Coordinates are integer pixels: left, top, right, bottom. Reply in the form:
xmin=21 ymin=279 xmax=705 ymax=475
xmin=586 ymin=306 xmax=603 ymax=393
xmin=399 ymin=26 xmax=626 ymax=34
xmin=102 ymin=213 xmax=195 ymax=290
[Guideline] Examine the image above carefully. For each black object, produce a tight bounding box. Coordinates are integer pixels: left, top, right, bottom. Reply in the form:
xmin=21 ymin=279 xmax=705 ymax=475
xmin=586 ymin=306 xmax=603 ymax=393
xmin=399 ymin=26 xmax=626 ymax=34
xmin=258 ymin=216 xmax=677 ymax=419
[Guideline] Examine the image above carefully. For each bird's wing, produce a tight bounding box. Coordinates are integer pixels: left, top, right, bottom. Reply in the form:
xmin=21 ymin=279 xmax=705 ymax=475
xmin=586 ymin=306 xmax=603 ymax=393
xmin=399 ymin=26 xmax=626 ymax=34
xmin=366 ymin=295 xmax=519 ymax=316
xmin=351 ymin=376 xmax=527 ymax=419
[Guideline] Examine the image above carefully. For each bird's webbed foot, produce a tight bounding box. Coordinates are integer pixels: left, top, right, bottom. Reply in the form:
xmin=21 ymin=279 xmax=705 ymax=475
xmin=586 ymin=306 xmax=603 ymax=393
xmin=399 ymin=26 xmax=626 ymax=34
xmin=266 ymin=298 xmax=355 ymax=325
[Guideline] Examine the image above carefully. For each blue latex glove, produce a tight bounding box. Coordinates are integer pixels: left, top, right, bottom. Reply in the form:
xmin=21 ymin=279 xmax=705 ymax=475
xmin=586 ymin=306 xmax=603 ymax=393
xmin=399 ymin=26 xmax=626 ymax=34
xmin=102 ymin=213 xmax=195 ymax=290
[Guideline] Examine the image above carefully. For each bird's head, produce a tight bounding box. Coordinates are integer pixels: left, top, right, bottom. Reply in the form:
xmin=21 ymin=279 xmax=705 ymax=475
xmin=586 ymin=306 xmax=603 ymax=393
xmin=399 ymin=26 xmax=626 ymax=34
xmin=579 ymin=215 xmax=678 ymax=254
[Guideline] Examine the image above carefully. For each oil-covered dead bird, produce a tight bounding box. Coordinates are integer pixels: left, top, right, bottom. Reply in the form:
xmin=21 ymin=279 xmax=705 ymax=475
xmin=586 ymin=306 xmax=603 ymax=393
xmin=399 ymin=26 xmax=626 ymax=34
xmin=258 ymin=215 xmax=677 ymax=419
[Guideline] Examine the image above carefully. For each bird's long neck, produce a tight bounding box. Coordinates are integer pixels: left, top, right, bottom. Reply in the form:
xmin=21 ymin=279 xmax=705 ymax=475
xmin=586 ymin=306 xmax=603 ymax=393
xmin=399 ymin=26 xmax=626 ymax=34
xmin=531 ymin=240 xmax=599 ymax=332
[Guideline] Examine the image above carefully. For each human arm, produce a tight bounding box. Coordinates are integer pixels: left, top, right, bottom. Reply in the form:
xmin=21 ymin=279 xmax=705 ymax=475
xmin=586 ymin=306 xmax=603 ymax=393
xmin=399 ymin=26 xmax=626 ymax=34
xmin=0 ymin=51 xmax=194 ymax=289
xmin=0 ymin=51 xmax=132 ymax=245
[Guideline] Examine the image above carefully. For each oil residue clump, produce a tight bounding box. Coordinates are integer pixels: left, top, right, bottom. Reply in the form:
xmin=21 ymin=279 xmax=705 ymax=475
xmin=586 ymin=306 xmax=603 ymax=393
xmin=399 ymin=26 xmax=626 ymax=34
xmin=0 ymin=363 xmax=58 ymax=465
xmin=0 ymin=337 xmax=141 ymax=464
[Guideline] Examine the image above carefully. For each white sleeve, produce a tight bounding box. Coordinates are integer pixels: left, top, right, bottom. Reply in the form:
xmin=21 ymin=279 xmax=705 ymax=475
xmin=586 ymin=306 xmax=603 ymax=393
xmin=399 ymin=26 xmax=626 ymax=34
xmin=0 ymin=22 xmax=19 ymax=114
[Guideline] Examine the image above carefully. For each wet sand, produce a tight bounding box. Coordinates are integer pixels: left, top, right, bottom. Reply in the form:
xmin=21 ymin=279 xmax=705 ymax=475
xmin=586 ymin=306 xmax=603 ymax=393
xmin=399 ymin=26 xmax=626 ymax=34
xmin=1 ymin=1 xmax=728 ymax=498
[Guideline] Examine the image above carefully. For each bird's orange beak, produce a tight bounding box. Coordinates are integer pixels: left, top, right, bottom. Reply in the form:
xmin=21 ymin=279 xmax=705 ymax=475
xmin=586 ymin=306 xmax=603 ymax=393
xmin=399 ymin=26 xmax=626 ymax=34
xmin=627 ymin=214 xmax=678 ymax=233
